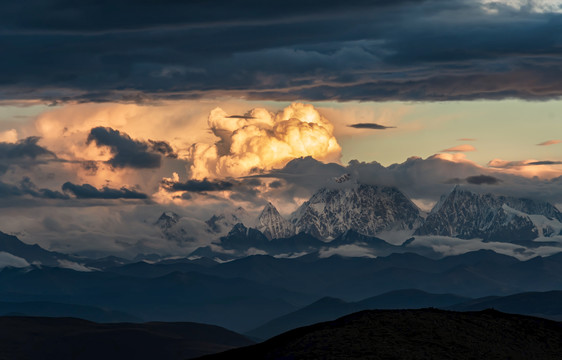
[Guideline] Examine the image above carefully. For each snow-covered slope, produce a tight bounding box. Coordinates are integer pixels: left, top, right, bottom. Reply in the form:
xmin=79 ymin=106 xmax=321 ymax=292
xmin=415 ymin=186 xmax=562 ymax=243
xmin=291 ymin=183 xmax=422 ymax=240
xmin=205 ymin=207 xmax=253 ymax=236
xmin=257 ymin=203 xmax=295 ymax=240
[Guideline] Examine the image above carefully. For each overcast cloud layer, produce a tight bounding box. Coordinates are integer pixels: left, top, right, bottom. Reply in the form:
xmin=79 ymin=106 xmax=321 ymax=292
xmin=2 ymin=0 xmax=562 ymax=102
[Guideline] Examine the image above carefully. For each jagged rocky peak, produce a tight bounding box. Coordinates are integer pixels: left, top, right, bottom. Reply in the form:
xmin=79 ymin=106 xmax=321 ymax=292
xmin=156 ymin=211 xmax=180 ymax=230
xmin=205 ymin=207 xmax=252 ymax=234
xmin=257 ymin=202 xmax=294 ymax=240
xmin=415 ymin=186 xmax=562 ymax=243
xmin=291 ymin=183 xmax=422 ymax=240
xmin=227 ymin=222 xmax=250 ymax=237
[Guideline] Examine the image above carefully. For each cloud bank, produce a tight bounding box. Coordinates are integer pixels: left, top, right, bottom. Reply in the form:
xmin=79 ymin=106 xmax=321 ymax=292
xmin=3 ymin=0 xmax=562 ymax=102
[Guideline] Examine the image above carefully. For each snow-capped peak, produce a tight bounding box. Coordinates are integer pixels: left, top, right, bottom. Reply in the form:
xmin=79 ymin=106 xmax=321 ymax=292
xmin=156 ymin=211 xmax=180 ymax=230
xmin=291 ymin=183 xmax=422 ymax=240
xmin=415 ymin=187 xmax=562 ymax=243
xmin=257 ymin=202 xmax=294 ymax=240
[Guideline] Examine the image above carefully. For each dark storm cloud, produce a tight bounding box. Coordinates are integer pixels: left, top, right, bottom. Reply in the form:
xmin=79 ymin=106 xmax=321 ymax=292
xmin=269 ymin=180 xmax=284 ymax=189
xmin=465 ymin=175 xmax=502 ymax=185
xmin=62 ymin=182 xmax=148 ymax=199
xmin=81 ymin=160 xmax=99 ymax=174
xmin=87 ymin=127 xmax=162 ymax=169
xmin=348 ymin=123 xmax=396 ymax=130
xmin=19 ymin=177 xmax=69 ymax=198
xmin=0 ymin=137 xmax=54 ymax=159
xmin=148 ymin=140 xmax=177 ymax=159
xmin=527 ymin=161 xmax=562 ymax=166
xmin=0 ymin=137 xmax=57 ymax=173
xmin=162 ymin=178 xmax=235 ymax=192
xmin=161 ymin=177 xmax=264 ymax=203
xmin=227 ymin=115 xmax=257 ymax=119
xmin=3 ymin=1 xmax=562 ymax=102
xmin=0 ymin=177 xmax=68 ymax=199
xmin=0 ymin=0 xmax=417 ymax=33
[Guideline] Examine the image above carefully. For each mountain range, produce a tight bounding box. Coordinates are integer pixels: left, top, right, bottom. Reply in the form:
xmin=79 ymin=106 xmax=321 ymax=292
xmin=2 ymin=230 xmax=562 ymax=332
xmin=163 ymin=178 xmax=562 ymax=260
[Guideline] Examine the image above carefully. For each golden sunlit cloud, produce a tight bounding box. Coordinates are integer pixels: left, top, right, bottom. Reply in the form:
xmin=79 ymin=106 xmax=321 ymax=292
xmin=487 ymin=158 xmax=562 ymax=179
xmin=440 ymin=144 xmax=476 ymax=153
xmin=0 ymin=129 xmax=18 ymax=143
xmin=430 ymin=153 xmax=474 ymax=163
xmin=188 ymin=103 xmax=342 ymax=179
xmin=537 ymin=139 xmax=561 ymax=146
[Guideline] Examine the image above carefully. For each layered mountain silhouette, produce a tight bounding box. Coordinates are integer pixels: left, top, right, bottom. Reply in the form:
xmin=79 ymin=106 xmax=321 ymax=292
xmin=247 ymin=289 xmax=470 ymax=340
xmin=247 ymin=289 xmax=562 ymax=340
xmin=2 ymin=249 xmax=562 ymax=332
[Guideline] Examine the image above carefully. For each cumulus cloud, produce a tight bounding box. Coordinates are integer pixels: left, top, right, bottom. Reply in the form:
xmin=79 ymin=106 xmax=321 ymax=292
xmin=0 ymin=129 xmax=18 ymax=143
xmin=348 ymin=123 xmax=396 ymax=130
xmin=188 ymin=103 xmax=341 ymax=179
xmin=537 ymin=139 xmax=561 ymax=146
xmin=440 ymin=145 xmax=476 ymax=153
xmin=62 ymin=182 xmax=148 ymax=199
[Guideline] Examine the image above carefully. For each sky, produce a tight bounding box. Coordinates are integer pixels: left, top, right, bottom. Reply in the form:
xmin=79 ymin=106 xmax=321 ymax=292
xmin=1 ymin=0 xmax=562 ymax=257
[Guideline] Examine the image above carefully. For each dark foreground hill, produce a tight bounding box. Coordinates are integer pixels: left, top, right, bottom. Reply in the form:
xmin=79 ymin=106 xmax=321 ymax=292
xmin=201 ymin=309 xmax=562 ymax=360
xmin=0 ymin=316 xmax=254 ymax=360
xmin=247 ymin=289 xmax=470 ymax=340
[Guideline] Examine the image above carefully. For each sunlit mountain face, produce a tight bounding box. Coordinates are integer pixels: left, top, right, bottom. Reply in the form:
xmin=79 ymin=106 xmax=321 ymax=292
xmin=1 ymin=2 xmax=562 ymax=358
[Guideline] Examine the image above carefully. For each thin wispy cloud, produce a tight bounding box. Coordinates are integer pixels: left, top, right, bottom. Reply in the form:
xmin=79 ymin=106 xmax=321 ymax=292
xmin=488 ymin=159 xmax=562 ymax=168
xmin=227 ymin=115 xmax=256 ymax=119
xmin=440 ymin=145 xmax=476 ymax=153
xmin=527 ymin=160 xmax=562 ymax=166
xmin=537 ymin=140 xmax=561 ymax=146
xmin=348 ymin=123 xmax=396 ymax=130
